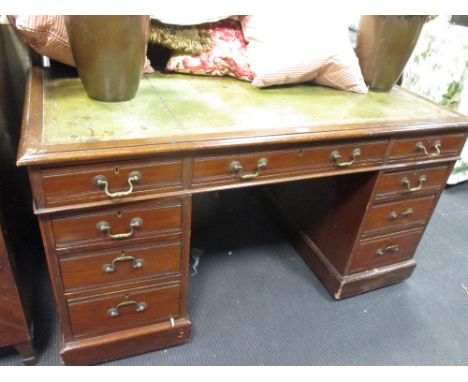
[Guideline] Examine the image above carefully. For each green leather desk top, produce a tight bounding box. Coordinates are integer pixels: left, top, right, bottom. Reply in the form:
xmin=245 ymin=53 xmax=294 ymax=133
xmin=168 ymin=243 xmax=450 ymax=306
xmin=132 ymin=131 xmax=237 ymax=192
xmin=17 ymin=68 xmax=467 ymax=166
xmin=43 ymin=71 xmax=459 ymax=146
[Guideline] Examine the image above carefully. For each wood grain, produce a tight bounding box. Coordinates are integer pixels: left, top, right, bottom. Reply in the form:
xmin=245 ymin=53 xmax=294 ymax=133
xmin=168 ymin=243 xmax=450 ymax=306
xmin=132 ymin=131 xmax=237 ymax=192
xmin=193 ymin=140 xmax=387 ymax=188
xmin=40 ymin=157 xmax=183 ymax=209
xmin=373 ymin=165 xmax=449 ymax=202
xmin=59 ymin=241 xmax=182 ymax=291
xmin=388 ymin=133 xmax=465 ymax=163
xmin=61 ymin=317 xmax=191 ymax=365
xmin=361 ymin=195 xmax=436 ymax=236
xmin=67 ymin=281 xmax=181 ymax=337
xmin=50 ymin=199 xmax=183 ymax=253
xmin=350 ymin=228 xmax=424 ymax=273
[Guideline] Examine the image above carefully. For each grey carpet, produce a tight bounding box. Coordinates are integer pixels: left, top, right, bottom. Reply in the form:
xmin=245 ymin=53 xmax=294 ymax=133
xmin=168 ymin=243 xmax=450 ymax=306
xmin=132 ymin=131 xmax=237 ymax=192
xmin=1 ymin=181 xmax=467 ymax=366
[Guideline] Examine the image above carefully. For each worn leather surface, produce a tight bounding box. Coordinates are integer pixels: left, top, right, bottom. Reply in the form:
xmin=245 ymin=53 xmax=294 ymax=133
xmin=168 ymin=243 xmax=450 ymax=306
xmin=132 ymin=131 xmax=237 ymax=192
xmin=42 ymin=71 xmax=457 ymax=145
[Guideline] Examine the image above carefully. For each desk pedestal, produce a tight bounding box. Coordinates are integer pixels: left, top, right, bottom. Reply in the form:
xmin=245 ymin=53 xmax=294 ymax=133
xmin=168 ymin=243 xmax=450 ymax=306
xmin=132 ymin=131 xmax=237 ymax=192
xmin=264 ymin=165 xmax=450 ymax=299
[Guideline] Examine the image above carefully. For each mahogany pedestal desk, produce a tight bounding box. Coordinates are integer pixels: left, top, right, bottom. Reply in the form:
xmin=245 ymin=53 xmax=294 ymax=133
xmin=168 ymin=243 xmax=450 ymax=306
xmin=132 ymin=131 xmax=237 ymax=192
xmin=17 ymin=68 xmax=468 ymax=365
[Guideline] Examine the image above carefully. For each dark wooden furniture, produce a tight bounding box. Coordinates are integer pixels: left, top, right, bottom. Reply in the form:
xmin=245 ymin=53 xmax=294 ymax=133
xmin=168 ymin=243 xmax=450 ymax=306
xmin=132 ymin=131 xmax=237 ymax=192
xmin=0 ymin=219 xmax=36 ymax=365
xmin=17 ymin=69 xmax=468 ymax=365
xmin=0 ymin=20 xmax=36 ymax=365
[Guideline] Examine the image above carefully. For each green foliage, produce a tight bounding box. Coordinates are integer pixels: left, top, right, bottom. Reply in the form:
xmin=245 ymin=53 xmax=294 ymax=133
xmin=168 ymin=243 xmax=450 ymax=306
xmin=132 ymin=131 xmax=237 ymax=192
xmin=441 ymin=80 xmax=462 ymax=108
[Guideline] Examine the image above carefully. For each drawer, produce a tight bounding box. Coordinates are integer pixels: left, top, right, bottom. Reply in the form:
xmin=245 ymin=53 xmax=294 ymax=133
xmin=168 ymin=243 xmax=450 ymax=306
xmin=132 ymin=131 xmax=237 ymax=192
xmin=350 ymin=229 xmax=423 ymax=273
xmin=40 ymin=158 xmax=183 ymax=208
xmin=50 ymin=199 xmax=183 ymax=253
xmin=67 ymin=282 xmax=181 ymax=337
xmin=60 ymin=242 xmax=182 ymax=291
xmin=362 ymin=195 xmax=436 ymax=236
xmin=374 ymin=165 xmax=449 ymax=202
xmin=192 ymin=140 xmax=387 ymax=188
xmin=388 ymin=133 xmax=465 ymax=163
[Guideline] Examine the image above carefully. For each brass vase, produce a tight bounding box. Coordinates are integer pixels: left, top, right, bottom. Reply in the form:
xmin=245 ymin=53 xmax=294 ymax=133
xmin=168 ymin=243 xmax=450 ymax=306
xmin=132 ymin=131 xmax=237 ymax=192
xmin=356 ymin=16 xmax=426 ymax=92
xmin=66 ymin=16 xmax=150 ymax=102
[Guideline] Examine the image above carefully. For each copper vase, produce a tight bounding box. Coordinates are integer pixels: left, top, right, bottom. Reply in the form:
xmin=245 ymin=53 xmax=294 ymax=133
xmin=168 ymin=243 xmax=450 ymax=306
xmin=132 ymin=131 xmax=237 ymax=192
xmin=66 ymin=16 xmax=150 ymax=102
xmin=356 ymin=16 xmax=426 ymax=92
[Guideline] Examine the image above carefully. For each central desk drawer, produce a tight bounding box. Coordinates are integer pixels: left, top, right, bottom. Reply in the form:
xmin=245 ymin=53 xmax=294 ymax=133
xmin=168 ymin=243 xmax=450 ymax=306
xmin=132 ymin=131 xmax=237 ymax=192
xmin=50 ymin=200 xmax=183 ymax=253
xmin=362 ymin=195 xmax=436 ymax=236
xmin=192 ymin=140 xmax=387 ymax=188
xmin=67 ymin=282 xmax=181 ymax=337
xmin=40 ymin=158 xmax=183 ymax=208
xmin=60 ymin=242 xmax=182 ymax=291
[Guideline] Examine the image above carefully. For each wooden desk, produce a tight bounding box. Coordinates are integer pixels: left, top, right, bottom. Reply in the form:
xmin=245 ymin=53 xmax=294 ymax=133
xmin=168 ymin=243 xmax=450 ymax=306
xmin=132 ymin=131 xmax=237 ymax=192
xmin=17 ymin=68 xmax=468 ymax=365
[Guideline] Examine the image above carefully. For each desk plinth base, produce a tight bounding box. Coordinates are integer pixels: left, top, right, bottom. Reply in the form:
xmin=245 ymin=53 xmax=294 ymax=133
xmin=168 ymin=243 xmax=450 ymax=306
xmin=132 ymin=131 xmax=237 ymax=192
xmin=14 ymin=340 xmax=38 ymax=365
xmin=60 ymin=317 xmax=192 ymax=365
xmin=291 ymin=230 xmax=417 ymax=299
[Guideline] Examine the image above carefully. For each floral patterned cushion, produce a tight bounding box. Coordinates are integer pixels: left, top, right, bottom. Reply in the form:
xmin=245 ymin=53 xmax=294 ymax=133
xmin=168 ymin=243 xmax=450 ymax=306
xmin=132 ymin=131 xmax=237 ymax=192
xmin=149 ymin=19 xmax=214 ymax=56
xmin=166 ymin=18 xmax=253 ymax=81
xmin=402 ymin=16 xmax=468 ymax=184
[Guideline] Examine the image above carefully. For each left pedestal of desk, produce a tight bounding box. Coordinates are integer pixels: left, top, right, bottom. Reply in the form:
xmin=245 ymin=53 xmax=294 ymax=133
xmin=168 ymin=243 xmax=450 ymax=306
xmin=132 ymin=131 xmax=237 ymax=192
xmin=33 ymin=186 xmax=193 ymax=365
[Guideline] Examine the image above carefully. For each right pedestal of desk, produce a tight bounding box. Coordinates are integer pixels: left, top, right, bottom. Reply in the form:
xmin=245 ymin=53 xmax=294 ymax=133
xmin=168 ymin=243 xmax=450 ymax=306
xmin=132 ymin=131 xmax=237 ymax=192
xmin=266 ymin=158 xmax=455 ymax=299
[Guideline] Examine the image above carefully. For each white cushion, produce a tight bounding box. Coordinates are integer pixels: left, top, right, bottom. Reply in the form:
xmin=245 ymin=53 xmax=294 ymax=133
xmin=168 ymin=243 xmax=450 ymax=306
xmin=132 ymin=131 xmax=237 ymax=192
xmin=241 ymin=15 xmax=368 ymax=93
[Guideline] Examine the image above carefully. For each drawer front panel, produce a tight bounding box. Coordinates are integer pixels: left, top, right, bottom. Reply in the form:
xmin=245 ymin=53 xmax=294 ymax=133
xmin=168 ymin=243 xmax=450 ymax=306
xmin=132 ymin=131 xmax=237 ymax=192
xmin=192 ymin=141 xmax=387 ymax=188
xmin=350 ymin=229 xmax=423 ymax=273
xmin=374 ymin=165 xmax=449 ymax=202
xmin=51 ymin=200 xmax=183 ymax=252
xmin=388 ymin=133 xmax=465 ymax=163
xmin=41 ymin=158 xmax=183 ymax=208
xmin=68 ymin=283 xmax=181 ymax=337
xmin=60 ymin=242 xmax=182 ymax=291
xmin=362 ymin=195 xmax=436 ymax=235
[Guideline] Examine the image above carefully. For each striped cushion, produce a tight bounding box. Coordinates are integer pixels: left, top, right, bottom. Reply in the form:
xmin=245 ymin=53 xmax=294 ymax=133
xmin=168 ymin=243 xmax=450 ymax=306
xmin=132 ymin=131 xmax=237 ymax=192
xmin=9 ymin=15 xmax=154 ymax=73
xmin=241 ymin=15 xmax=368 ymax=93
xmin=10 ymin=15 xmax=74 ymax=66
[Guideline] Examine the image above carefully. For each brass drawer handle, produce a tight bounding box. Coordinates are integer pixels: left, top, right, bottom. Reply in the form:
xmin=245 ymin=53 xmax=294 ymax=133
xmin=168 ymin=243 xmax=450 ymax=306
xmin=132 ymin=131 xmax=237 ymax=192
xmin=415 ymin=140 xmax=441 ymax=157
xmin=107 ymin=300 xmax=147 ymax=318
xmin=330 ymin=148 xmax=361 ymax=168
xmin=376 ymin=244 xmax=400 ymax=256
xmin=102 ymin=254 xmax=145 ymax=273
xmin=96 ymin=217 xmax=143 ymax=240
xmin=93 ymin=171 xmax=142 ymax=198
xmin=389 ymin=208 xmax=414 ymax=221
xmin=401 ymin=175 xmax=427 ymax=192
xmin=229 ymin=158 xmax=268 ymax=180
